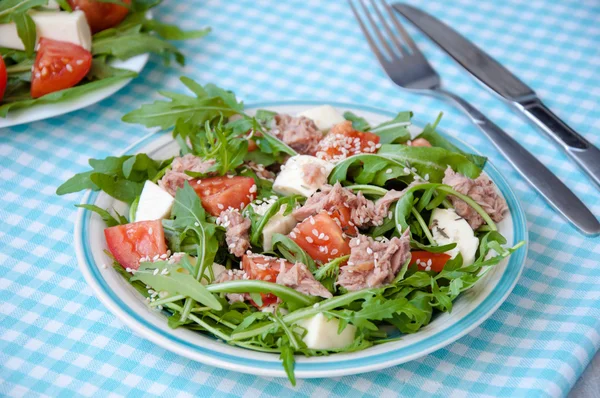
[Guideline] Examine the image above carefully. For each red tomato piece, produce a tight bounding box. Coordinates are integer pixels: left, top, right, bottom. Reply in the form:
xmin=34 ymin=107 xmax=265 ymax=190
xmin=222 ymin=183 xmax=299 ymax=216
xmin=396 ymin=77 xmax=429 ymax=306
xmin=191 ymin=176 xmax=256 ymax=217
xmin=0 ymin=56 xmax=6 ymax=101
xmin=316 ymin=121 xmax=380 ymax=161
xmin=410 ymin=251 xmax=451 ymax=273
xmin=290 ymin=212 xmax=351 ymax=264
xmin=104 ymin=220 xmax=167 ymax=271
xmin=409 ymin=138 xmax=432 ymax=147
xmin=242 ymin=255 xmax=291 ymax=308
xmin=31 ymin=38 xmax=92 ymax=98
xmin=67 ymin=0 xmax=131 ymax=33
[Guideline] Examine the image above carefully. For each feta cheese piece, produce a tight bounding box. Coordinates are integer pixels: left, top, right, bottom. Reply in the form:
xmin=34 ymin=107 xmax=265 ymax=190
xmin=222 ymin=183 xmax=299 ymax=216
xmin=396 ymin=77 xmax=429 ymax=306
xmin=0 ymin=10 xmax=92 ymax=51
xmin=273 ymin=155 xmax=334 ymax=198
xmin=296 ymin=313 xmax=356 ymax=350
xmin=430 ymin=208 xmax=479 ymax=266
xmin=135 ymin=180 xmax=175 ymax=222
xmin=298 ymin=105 xmax=346 ymax=131
xmin=262 ymin=205 xmax=297 ymax=251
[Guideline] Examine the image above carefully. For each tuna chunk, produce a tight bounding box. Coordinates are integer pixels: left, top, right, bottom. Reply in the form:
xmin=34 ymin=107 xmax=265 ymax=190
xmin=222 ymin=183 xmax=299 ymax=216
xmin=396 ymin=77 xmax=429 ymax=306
xmin=270 ymin=114 xmax=323 ymax=155
xmin=293 ymin=182 xmax=407 ymax=228
xmin=276 ymin=261 xmax=332 ymax=299
xmin=217 ymin=209 xmax=251 ymax=257
xmin=442 ymin=167 xmax=508 ymax=229
xmin=337 ymin=229 xmax=411 ymax=291
xmin=159 ymin=154 xmax=215 ymax=196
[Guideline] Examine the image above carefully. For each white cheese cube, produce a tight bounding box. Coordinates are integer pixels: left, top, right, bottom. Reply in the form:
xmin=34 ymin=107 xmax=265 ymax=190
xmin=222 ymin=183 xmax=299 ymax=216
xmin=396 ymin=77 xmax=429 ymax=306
xmin=430 ymin=208 xmax=479 ymax=266
xmin=0 ymin=10 xmax=92 ymax=51
xmin=298 ymin=105 xmax=346 ymax=131
xmin=135 ymin=180 xmax=175 ymax=222
xmin=273 ymin=155 xmax=334 ymax=198
xmin=296 ymin=313 xmax=356 ymax=350
xmin=262 ymin=205 xmax=297 ymax=251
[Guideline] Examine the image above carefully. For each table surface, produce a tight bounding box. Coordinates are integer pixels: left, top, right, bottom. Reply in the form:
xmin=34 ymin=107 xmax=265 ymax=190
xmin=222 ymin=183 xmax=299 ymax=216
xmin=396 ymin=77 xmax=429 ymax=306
xmin=1 ymin=0 xmax=599 ymax=397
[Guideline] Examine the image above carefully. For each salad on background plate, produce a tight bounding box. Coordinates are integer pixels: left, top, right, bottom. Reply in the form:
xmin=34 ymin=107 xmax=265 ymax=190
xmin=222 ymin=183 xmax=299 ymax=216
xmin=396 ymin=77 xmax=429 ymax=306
xmin=0 ymin=0 xmax=208 ymax=125
xmin=59 ymin=79 xmax=525 ymax=384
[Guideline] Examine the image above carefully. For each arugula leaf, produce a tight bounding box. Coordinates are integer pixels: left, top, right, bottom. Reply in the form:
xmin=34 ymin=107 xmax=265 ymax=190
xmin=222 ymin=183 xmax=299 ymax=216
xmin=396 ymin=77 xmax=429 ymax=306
xmin=377 ymin=144 xmax=483 ymax=182
xmin=122 ymin=77 xmax=241 ymax=129
xmin=56 ymin=153 xmax=166 ymax=203
xmin=328 ymin=154 xmax=409 ymax=186
xmin=76 ymin=204 xmax=128 ymax=227
xmin=13 ymin=13 xmax=36 ymax=57
xmin=280 ymin=343 xmax=296 ymax=386
xmin=132 ymin=260 xmax=222 ymax=310
xmin=410 ymin=240 xmax=457 ymax=253
xmin=372 ymin=111 xmax=412 ymax=144
xmin=313 ymin=255 xmax=349 ymax=294
xmin=394 ymin=191 xmax=413 ymax=234
xmin=0 ymin=0 xmax=47 ymax=23
xmin=343 ymin=111 xmax=370 ymax=131
xmin=271 ymin=233 xmax=317 ymax=272
xmin=417 ymin=113 xmax=487 ymax=169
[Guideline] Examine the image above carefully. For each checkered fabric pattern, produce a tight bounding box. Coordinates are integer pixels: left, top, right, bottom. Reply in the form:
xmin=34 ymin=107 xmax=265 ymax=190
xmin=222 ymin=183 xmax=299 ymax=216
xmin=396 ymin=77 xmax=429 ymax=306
xmin=1 ymin=0 xmax=599 ymax=396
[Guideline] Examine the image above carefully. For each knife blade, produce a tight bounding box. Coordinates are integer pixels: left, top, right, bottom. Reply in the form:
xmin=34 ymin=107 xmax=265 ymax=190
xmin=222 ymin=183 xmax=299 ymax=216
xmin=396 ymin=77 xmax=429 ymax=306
xmin=393 ymin=3 xmax=600 ymax=189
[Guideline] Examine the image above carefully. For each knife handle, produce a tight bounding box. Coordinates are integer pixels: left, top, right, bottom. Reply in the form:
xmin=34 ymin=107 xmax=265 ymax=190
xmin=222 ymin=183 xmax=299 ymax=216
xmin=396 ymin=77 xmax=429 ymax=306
xmin=517 ymin=99 xmax=600 ymax=188
xmin=435 ymin=88 xmax=600 ymax=236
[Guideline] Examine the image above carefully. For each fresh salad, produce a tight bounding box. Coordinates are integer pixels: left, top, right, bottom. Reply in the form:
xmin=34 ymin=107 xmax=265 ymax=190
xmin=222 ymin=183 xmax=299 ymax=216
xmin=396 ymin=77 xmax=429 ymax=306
xmin=58 ymin=78 xmax=525 ymax=384
xmin=0 ymin=0 xmax=208 ymax=116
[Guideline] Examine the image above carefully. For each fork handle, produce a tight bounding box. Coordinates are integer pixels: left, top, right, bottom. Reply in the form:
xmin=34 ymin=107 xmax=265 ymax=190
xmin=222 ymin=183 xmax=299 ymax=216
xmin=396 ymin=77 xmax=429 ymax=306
xmin=435 ymin=88 xmax=600 ymax=236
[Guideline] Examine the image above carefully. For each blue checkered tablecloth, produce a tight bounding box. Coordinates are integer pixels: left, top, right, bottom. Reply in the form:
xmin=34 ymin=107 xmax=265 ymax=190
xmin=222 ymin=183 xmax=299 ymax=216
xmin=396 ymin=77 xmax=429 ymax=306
xmin=1 ymin=0 xmax=599 ymax=396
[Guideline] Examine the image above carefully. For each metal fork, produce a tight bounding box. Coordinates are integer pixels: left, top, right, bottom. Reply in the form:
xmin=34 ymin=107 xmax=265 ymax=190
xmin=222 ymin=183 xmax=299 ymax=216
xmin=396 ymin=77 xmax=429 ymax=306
xmin=349 ymin=0 xmax=600 ymax=236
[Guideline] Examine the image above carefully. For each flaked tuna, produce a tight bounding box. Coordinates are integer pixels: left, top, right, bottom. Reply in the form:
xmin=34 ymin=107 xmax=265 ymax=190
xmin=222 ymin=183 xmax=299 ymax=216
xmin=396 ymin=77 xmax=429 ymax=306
xmin=442 ymin=167 xmax=507 ymax=229
xmin=293 ymin=182 xmax=408 ymax=228
xmin=337 ymin=229 xmax=411 ymax=291
xmin=158 ymin=154 xmax=215 ymax=196
xmin=276 ymin=261 xmax=332 ymax=299
xmin=270 ymin=114 xmax=323 ymax=155
xmin=217 ymin=209 xmax=251 ymax=257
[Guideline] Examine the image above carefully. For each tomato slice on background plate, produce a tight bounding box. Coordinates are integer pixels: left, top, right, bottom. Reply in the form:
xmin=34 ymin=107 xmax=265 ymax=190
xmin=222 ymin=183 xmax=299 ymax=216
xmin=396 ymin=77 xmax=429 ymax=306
xmin=31 ymin=38 xmax=92 ymax=99
xmin=0 ymin=56 xmax=6 ymax=101
xmin=192 ymin=176 xmax=256 ymax=216
xmin=104 ymin=220 xmax=167 ymax=271
xmin=291 ymin=211 xmax=351 ymax=264
xmin=410 ymin=251 xmax=451 ymax=272
xmin=67 ymin=0 xmax=131 ymax=33
xmin=242 ymin=255 xmax=290 ymax=308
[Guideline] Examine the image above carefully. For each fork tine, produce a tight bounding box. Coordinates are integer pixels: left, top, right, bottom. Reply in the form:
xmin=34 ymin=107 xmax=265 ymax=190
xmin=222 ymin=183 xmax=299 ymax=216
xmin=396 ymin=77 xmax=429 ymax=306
xmin=369 ymin=0 xmax=409 ymax=57
xmin=383 ymin=1 xmax=421 ymax=54
xmin=355 ymin=0 xmax=397 ymax=60
xmin=348 ymin=0 xmax=390 ymax=65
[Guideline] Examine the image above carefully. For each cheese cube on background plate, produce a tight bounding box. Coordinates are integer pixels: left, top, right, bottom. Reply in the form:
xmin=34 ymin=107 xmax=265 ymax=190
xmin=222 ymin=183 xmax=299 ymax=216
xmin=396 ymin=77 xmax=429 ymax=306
xmin=296 ymin=313 xmax=356 ymax=350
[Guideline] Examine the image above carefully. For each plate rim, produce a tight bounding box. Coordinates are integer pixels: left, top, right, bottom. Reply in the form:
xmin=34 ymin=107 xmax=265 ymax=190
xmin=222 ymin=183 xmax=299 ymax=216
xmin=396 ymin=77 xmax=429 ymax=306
xmin=74 ymin=100 xmax=529 ymax=378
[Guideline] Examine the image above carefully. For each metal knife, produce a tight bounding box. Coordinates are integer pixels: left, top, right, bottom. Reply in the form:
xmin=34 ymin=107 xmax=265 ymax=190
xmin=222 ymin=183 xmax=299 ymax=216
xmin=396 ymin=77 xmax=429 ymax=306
xmin=393 ymin=3 xmax=600 ymax=189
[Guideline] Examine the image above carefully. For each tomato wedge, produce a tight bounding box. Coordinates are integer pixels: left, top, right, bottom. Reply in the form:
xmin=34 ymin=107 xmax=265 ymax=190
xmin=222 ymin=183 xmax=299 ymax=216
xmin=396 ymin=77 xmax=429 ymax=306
xmin=410 ymin=251 xmax=451 ymax=272
xmin=67 ymin=0 xmax=131 ymax=33
xmin=242 ymin=254 xmax=291 ymax=308
xmin=290 ymin=212 xmax=351 ymax=264
xmin=31 ymin=38 xmax=92 ymax=99
xmin=0 ymin=56 xmax=6 ymax=101
xmin=192 ymin=176 xmax=256 ymax=216
xmin=316 ymin=121 xmax=380 ymax=161
xmin=104 ymin=220 xmax=168 ymax=271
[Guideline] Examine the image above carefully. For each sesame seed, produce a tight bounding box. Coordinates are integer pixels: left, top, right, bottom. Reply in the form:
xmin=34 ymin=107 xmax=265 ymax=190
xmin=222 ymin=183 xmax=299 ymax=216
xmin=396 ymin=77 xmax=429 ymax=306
xmin=194 ymin=222 xmax=200 ymax=227
xmin=76 ymin=59 xmax=84 ymax=65
xmin=217 ymin=203 xmax=224 ymax=210
xmin=290 ymin=232 xmax=297 ymax=239
xmin=312 ymin=229 xmax=319 ymax=236
xmin=309 ymin=217 xmax=315 ymax=225
xmin=148 ymin=227 xmax=153 ymax=234
xmin=331 ymin=249 xmax=338 ymax=255
xmin=306 ymin=236 xmax=314 ymax=243
xmin=66 ymin=64 xmax=73 ymax=72
xmin=153 ymin=268 xmax=159 ymax=275
xmin=424 ymin=174 xmax=430 ymax=181
xmin=366 ymin=247 xmax=373 ymax=255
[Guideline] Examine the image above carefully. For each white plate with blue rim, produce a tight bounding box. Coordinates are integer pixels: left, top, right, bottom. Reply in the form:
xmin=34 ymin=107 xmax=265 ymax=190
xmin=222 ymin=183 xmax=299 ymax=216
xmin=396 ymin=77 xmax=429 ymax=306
xmin=0 ymin=54 xmax=148 ymax=129
xmin=74 ymin=102 xmax=528 ymax=379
